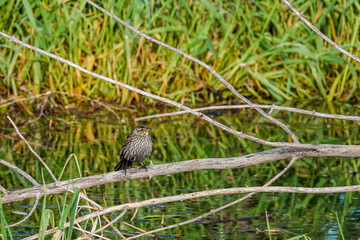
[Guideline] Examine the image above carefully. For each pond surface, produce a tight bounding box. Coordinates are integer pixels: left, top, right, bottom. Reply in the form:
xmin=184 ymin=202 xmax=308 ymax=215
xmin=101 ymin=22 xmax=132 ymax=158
xmin=0 ymin=101 xmax=359 ymax=239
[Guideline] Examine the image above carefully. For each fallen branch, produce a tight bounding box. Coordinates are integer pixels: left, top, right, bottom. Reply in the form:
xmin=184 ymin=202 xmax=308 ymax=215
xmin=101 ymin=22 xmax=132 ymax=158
xmin=3 ymin=146 xmax=359 ymax=204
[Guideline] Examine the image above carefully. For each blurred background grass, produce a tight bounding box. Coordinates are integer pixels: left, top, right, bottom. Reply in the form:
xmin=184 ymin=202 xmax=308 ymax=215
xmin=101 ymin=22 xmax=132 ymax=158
xmin=0 ymin=0 xmax=359 ymax=107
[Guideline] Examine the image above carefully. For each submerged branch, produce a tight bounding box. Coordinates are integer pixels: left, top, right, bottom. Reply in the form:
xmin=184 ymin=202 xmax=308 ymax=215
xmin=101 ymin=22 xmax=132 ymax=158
xmin=3 ymin=146 xmax=359 ymax=204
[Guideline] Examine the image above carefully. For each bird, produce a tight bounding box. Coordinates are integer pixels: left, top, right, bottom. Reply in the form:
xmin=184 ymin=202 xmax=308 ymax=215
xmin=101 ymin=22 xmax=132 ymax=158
xmin=114 ymin=124 xmax=153 ymax=173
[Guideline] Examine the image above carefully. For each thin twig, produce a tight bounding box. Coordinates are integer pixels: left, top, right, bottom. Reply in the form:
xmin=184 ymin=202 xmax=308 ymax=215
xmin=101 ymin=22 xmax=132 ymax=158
xmin=72 ymin=226 xmax=112 ymax=240
xmin=0 ymin=159 xmax=39 ymax=186
xmin=57 ymin=187 xmax=126 ymax=238
xmin=7 ymin=194 xmax=41 ymax=228
xmin=93 ymin=207 xmax=128 ymax=234
xmin=130 ymin=207 xmax=139 ymax=222
xmin=0 ymin=159 xmax=41 ymax=228
xmin=0 ymin=185 xmax=8 ymax=195
xmin=0 ymin=92 xmax=51 ymax=108
xmin=28 ymin=96 xmax=49 ymax=124
xmin=0 ymin=91 xmax=121 ymax=120
xmin=90 ymin=217 xmax=99 ymax=235
xmin=85 ymin=0 xmax=299 ymax=144
xmin=282 ymin=0 xmax=360 ymax=64
xmin=136 ymin=104 xmax=360 ymax=122
xmin=6 ymin=116 xmax=58 ymax=183
xmin=122 ymin=221 xmax=155 ymax=237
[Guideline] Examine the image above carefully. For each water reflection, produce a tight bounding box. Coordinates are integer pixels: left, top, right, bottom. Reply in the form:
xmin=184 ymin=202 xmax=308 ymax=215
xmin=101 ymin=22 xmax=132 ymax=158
xmin=0 ymin=102 xmax=359 ymax=239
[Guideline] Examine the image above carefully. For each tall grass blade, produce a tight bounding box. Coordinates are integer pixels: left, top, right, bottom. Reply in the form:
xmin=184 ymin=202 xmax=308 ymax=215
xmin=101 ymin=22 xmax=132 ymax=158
xmin=67 ymin=190 xmax=81 ymax=240
xmin=335 ymin=211 xmax=345 ymax=240
xmin=265 ymin=208 xmax=272 ymax=240
xmin=0 ymin=192 xmax=13 ymax=240
xmin=39 ymin=208 xmax=51 ymax=240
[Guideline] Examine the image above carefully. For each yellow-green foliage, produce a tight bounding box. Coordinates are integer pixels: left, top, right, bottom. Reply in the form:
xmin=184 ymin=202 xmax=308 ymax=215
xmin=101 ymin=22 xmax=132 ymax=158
xmin=0 ymin=0 xmax=359 ymax=104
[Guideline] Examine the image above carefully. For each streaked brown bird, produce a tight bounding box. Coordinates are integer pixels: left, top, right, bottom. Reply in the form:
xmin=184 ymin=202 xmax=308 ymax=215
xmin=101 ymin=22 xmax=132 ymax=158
xmin=114 ymin=124 xmax=152 ymax=173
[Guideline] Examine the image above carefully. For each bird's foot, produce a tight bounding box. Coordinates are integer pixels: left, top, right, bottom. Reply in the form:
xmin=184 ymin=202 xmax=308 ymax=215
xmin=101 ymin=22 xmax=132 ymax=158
xmin=140 ymin=164 xmax=148 ymax=172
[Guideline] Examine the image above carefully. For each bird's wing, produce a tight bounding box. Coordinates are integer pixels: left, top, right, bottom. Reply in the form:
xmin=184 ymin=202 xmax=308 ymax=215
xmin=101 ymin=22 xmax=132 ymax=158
xmin=119 ymin=134 xmax=132 ymax=158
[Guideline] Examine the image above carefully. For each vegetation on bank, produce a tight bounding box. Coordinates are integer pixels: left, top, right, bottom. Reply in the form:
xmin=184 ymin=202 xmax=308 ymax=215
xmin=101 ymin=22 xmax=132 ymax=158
xmin=0 ymin=0 xmax=360 ymax=106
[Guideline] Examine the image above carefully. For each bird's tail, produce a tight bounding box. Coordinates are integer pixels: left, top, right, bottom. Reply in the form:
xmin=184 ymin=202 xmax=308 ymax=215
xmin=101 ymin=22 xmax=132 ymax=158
xmin=114 ymin=158 xmax=133 ymax=171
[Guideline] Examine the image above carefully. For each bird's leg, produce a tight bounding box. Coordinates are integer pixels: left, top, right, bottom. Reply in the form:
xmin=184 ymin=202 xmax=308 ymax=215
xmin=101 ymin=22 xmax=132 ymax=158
xmin=123 ymin=161 xmax=129 ymax=175
xmin=139 ymin=161 xmax=148 ymax=171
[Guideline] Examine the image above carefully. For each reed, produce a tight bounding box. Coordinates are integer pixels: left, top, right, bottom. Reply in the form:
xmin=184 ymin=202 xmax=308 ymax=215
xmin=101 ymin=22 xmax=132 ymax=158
xmin=0 ymin=1 xmax=359 ymax=104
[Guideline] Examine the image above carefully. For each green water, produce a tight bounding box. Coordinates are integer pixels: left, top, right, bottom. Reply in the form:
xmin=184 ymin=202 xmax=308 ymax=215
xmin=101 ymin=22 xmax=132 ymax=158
xmin=0 ymin=102 xmax=359 ymax=239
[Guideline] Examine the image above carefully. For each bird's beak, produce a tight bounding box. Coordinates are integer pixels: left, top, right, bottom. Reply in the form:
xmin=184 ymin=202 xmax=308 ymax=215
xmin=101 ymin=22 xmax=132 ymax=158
xmin=145 ymin=127 xmax=151 ymax=132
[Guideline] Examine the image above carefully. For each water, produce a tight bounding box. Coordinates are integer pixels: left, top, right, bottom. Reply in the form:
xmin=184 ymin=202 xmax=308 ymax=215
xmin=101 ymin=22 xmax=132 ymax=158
xmin=0 ymin=102 xmax=359 ymax=239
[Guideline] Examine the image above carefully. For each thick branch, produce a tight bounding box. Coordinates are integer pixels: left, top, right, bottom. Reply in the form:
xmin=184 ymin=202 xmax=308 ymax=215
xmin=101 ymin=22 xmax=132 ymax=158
xmin=3 ymin=146 xmax=359 ymax=204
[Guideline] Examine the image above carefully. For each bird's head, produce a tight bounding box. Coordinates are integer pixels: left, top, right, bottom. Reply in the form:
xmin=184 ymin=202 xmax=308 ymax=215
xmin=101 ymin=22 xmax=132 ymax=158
xmin=133 ymin=124 xmax=151 ymax=136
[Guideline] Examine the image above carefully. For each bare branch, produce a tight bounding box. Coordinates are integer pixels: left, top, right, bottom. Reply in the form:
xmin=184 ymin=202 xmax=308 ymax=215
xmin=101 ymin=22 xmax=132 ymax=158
xmin=0 ymin=92 xmax=52 ymax=108
xmin=0 ymin=91 xmax=121 ymax=120
xmin=6 ymin=116 xmax=58 ymax=183
xmin=7 ymin=194 xmax=41 ymax=228
xmin=4 ymin=31 xmax=359 ymax=149
xmin=0 ymin=159 xmax=39 ymax=186
xmin=85 ymin=0 xmax=299 ymax=144
xmin=0 ymin=159 xmax=41 ymax=228
xmin=72 ymin=226 xmax=112 ymax=240
xmin=3 ymin=146 xmax=359 ymax=204
xmin=93 ymin=207 xmax=127 ymax=234
xmin=282 ymin=0 xmax=360 ymax=63
xmin=121 ymin=221 xmax=155 ymax=237
xmin=136 ymin=104 xmax=360 ymax=122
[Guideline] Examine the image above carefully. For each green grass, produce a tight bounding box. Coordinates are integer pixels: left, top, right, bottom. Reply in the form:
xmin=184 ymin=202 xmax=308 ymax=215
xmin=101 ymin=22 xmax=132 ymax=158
xmin=0 ymin=193 xmax=13 ymax=240
xmin=0 ymin=0 xmax=359 ymax=105
xmin=0 ymin=0 xmax=360 ymax=238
